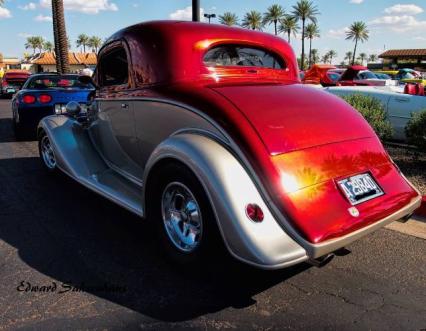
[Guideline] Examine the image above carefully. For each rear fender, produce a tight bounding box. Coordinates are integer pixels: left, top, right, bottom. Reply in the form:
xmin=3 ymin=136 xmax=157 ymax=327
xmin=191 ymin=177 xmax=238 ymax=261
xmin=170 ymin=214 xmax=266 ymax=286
xmin=142 ymin=133 xmax=308 ymax=269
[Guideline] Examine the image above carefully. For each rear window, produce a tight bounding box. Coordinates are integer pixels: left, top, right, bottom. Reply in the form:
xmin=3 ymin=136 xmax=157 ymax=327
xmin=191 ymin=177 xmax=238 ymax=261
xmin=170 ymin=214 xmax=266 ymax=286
xmin=204 ymin=45 xmax=285 ymax=70
xmin=27 ymin=76 xmax=93 ymax=89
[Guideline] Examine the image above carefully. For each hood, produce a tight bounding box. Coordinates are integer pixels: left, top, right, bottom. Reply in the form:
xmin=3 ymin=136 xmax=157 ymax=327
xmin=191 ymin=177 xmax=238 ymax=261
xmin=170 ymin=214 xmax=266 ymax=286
xmin=212 ymin=84 xmax=375 ymax=155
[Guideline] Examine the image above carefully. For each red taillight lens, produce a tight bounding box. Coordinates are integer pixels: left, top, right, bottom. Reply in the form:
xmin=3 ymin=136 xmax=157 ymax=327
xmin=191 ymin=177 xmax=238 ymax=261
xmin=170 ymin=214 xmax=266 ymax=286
xmin=245 ymin=204 xmax=264 ymax=223
xmin=22 ymin=95 xmax=36 ymax=104
xmin=2 ymin=80 xmax=8 ymax=87
xmin=38 ymin=94 xmax=52 ymax=103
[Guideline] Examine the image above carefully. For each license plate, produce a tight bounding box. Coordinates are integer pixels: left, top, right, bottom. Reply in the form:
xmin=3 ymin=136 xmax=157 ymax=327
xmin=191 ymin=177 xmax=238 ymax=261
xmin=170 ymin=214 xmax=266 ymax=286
xmin=337 ymin=173 xmax=384 ymax=205
xmin=6 ymin=89 xmax=15 ymax=93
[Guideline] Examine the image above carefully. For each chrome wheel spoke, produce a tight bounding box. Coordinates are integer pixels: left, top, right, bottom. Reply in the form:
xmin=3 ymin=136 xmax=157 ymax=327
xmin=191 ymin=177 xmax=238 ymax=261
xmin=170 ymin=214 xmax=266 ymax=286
xmin=40 ymin=136 xmax=56 ymax=169
xmin=161 ymin=182 xmax=203 ymax=253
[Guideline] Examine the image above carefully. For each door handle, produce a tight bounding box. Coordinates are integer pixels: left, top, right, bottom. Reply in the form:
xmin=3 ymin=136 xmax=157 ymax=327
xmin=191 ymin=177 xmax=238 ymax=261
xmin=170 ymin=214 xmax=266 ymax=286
xmin=394 ymin=97 xmax=409 ymax=102
xmin=121 ymin=103 xmax=129 ymax=109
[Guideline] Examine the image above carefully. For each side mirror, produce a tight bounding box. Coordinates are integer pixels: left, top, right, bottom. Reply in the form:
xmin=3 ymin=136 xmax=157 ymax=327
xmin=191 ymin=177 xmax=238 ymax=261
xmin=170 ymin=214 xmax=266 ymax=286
xmin=65 ymin=101 xmax=82 ymax=117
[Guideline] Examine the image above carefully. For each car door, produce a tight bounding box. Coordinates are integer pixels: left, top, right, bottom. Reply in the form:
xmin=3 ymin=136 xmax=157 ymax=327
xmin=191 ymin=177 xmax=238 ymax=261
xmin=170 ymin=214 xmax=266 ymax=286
xmin=387 ymin=94 xmax=426 ymax=141
xmin=89 ymin=42 xmax=143 ymax=182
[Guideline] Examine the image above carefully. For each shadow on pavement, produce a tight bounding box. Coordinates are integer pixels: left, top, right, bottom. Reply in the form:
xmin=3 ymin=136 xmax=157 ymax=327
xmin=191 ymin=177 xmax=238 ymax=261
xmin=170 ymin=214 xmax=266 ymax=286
xmin=0 ymin=156 xmax=310 ymax=322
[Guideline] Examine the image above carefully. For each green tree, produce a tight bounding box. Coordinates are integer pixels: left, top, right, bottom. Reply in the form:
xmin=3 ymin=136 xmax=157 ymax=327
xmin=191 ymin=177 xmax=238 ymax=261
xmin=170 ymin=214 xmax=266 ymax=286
xmin=358 ymin=52 xmax=367 ymax=65
xmin=88 ymin=36 xmax=102 ymax=53
xmin=346 ymin=21 xmax=369 ymax=65
xmin=25 ymin=36 xmax=44 ymax=54
xmin=242 ymin=11 xmax=263 ymax=31
xmin=368 ymin=54 xmax=378 ymax=63
xmin=52 ymin=0 xmax=70 ymax=73
xmin=321 ymin=54 xmax=329 ymax=64
xmin=326 ymin=50 xmax=337 ymax=64
xmin=263 ymin=4 xmax=285 ymax=35
xmin=43 ymin=41 xmax=54 ymax=52
xmin=305 ymin=23 xmax=320 ymax=67
xmin=76 ymin=33 xmax=90 ymax=53
xmin=292 ymin=0 xmax=319 ymax=70
xmin=311 ymin=48 xmax=319 ymax=64
xmin=278 ymin=15 xmax=299 ymax=43
xmin=218 ymin=12 xmax=238 ymax=26
xmin=345 ymin=51 xmax=353 ymax=65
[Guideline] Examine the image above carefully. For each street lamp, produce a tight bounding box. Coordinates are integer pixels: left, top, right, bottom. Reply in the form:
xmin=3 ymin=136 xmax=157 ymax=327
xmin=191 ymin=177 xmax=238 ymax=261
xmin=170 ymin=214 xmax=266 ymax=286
xmin=204 ymin=13 xmax=216 ymax=23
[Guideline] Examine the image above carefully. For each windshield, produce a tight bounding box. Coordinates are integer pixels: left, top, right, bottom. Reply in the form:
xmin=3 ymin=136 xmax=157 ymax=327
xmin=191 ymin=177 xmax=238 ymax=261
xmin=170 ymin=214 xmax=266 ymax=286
xmin=327 ymin=72 xmax=341 ymax=82
xmin=26 ymin=75 xmax=94 ymax=89
xmin=357 ymin=71 xmax=378 ymax=79
xmin=203 ymin=45 xmax=285 ymax=69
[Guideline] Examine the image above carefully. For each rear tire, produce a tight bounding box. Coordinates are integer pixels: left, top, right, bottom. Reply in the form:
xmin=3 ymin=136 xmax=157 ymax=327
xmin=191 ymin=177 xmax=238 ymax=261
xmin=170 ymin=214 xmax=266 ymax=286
xmin=38 ymin=131 xmax=58 ymax=173
xmin=148 ymin=162 xmax=222 ymax=266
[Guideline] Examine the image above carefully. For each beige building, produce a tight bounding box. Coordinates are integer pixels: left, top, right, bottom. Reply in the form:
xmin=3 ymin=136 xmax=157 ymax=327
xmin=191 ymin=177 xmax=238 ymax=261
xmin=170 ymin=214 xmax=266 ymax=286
xmin=28 ymin=52 xmax=97 ymax=73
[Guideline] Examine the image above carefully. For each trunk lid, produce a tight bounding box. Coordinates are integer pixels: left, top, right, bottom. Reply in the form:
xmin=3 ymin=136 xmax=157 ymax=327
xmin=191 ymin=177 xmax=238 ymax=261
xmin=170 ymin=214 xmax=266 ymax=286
xmin=212 ymin=84 xmax=375 ymax=155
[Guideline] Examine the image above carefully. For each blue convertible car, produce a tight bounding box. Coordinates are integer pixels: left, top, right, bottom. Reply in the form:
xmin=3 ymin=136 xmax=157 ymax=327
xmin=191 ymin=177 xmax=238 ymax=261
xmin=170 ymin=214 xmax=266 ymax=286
xmin=12 ymin=73 xmax=94 ymax=139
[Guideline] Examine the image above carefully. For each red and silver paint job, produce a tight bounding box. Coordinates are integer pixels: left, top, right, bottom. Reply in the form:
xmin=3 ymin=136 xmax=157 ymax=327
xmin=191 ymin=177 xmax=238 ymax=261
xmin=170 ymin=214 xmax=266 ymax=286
xmin=38 ymin=21 xmax=421 ymax=269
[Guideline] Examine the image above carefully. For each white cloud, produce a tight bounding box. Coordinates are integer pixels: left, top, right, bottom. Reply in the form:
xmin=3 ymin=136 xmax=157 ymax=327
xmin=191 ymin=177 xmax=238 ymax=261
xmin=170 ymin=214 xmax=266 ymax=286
xmin=18 ymin=33 xmax=34 ymax=38
xmin=0 ymin=7 xmax=12 ymax=19
xmin=19 ymin=2 xmax=37 ymax=10
xmin=40 ymin=0 xmax=118 ymax=14
xmin=384 ymin=4 xmax=423 ymax=15
xmin=327 ymin=27 xmax=349 ymax=39
xmin=370 ymin=15 xmax=426 ymax=32
xmin=169 ymin=6 xmax=206 ymax=21
xmin=35 ymin=14 xmax=52 ymax=22
xmin=413 ymin=36 xmax=426 ymax=41
xmin=349 ymin=0 xmax=364 ymax=4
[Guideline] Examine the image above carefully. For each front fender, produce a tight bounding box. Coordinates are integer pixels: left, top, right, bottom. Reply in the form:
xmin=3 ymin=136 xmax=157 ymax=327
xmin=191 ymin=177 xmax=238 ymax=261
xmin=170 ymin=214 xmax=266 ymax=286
xmin=143 ymin=133 xmax=308 ymax=269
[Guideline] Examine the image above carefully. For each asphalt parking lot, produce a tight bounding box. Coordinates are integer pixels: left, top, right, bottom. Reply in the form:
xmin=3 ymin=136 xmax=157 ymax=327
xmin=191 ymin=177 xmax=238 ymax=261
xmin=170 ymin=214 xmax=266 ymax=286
xmin=0 ymin=99 xmax=425 ymax=330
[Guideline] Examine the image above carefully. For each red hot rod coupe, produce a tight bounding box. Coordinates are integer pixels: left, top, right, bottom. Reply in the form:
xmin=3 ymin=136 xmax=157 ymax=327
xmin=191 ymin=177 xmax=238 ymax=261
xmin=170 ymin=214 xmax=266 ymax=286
xmin=37 ymin=21 xmax=421 ymax=269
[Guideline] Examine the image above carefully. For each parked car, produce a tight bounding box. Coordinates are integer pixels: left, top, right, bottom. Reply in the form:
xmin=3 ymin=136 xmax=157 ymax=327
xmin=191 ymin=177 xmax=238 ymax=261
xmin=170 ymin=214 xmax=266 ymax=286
xmin=1 ymin=70 xmax=31 ymax=98
xmin=325 ymin=84 xmax=426 ymax=141
xmin=302 ymin=64 xmax=341 ymax=86
xmin=37 ymin=21 xmax=421 ymax=269
xmin=338 ymin=66 xmax=397 ymax=87
xmin=12 ymin=73 xmax=94 ymax=139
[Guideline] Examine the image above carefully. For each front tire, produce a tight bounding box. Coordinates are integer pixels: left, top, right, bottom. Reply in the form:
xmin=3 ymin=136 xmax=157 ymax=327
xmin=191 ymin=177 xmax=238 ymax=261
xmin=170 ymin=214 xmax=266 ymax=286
xmin=149 ymin=163 xmax=221 ymax=266
xmin=38 ymin=132 xmax=58 ymax=173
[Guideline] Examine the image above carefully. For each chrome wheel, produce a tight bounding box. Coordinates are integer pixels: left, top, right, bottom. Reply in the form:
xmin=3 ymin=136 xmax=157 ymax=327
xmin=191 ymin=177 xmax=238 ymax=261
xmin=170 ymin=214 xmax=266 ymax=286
xmin=40 ymin=135 xmax=56 ymax=169
xmin=161 ymin=182 xmax=203 ymax=253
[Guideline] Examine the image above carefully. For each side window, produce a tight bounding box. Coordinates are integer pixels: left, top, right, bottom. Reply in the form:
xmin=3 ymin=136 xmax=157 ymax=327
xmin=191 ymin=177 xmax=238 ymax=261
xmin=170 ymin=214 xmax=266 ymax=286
xmin=98 ymin=47 xmax=129 ymax=87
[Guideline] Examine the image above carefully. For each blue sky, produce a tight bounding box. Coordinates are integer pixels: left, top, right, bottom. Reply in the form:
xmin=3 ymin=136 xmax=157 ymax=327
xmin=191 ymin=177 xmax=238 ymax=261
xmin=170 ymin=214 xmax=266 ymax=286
xmin=0 ymin=0 xmax=425 ymax=63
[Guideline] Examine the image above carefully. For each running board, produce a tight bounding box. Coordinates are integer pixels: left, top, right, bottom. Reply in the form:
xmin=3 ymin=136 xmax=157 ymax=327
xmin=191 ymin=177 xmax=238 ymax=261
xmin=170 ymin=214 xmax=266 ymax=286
xmin=74 ymin=169 xmax=144 ymax=217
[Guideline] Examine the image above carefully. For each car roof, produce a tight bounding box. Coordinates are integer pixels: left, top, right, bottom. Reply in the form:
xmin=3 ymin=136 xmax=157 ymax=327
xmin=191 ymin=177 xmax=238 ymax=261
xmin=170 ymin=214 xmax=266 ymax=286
xmin=100 ymin=20 xmax=299 ymax=86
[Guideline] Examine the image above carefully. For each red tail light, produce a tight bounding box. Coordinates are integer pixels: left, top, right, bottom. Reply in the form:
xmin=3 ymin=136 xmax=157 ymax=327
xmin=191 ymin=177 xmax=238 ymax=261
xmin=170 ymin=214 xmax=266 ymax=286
xmin=38 ymin=94 xmax=52 ymax=103
xmin=2 ymin=80 xmax=7 ymax=87
xmin=22 ymin=95 xmax=36 ymax=104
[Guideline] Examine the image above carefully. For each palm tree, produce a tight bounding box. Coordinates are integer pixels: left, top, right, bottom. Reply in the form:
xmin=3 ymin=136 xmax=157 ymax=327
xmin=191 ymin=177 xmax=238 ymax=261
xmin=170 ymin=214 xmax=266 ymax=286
xmin=311 ymin=49 xmax=319 ymax=64
xmin=358 ymin=52 xmax=367 ymax=65
xmin=52 ymin=0 xmax=70 ymax=73
xmin=76 ymin=34 xmax=90 ymax=53
xmin=25 ymin=37 xmax=38 ymax=54
xmin=321 ymin=54 xmax=329 ymax=64
xmin=345 ymin=51 xmax=353 ymax=65
xmin=368 ymin=54 xmax=378 ymax=63
xmin=327 ymin=50 xmax=337 ymax=64
xmin=43 ymin=41 xmax=54 ymax=52
xmin=263 ymin=4 xmax=285 ymax=35
xmin=305 ymin=23 xmax=320 ymax=67
xmin=88 ymin=36 xmax=102 ymax=53
xmin=292 ymin=0 xmax=319 ymax=70
xmin=218 ymin=12 xmax=238 ymax=26
xmin=346 ymin=21 xmax=369 ymax=65
xmin=278 ymin=15 xmax=299 ymax=43
xmin=242 ymin=11 xmax=263 ymax=31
